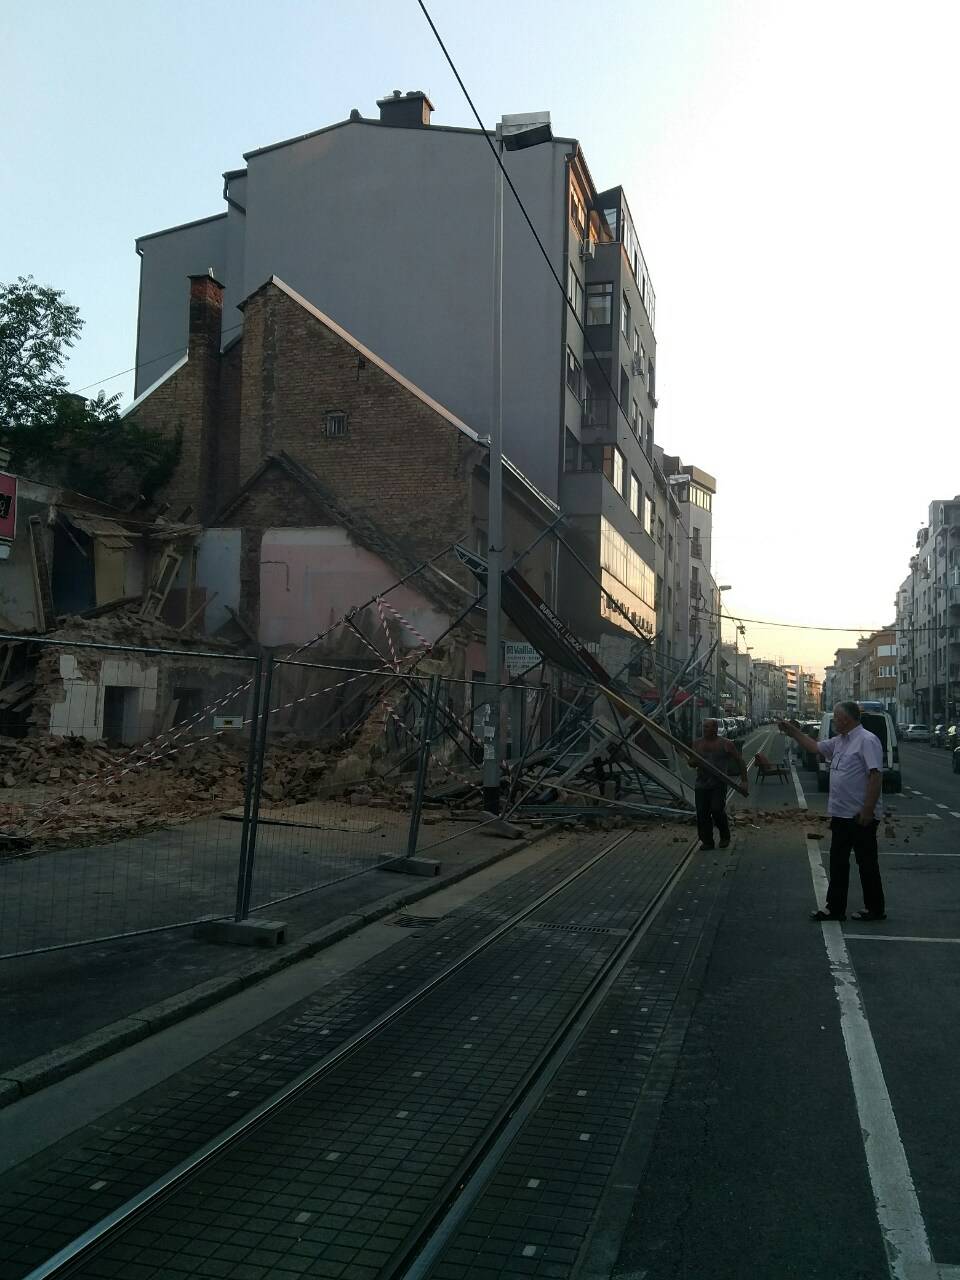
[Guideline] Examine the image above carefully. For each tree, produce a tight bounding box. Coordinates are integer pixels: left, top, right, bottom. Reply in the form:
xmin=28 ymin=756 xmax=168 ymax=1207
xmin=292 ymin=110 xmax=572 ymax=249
xmin=0 ymin=276 xmax=81 ymax=428
xmin=0 ymin=277 xmax=180 ymax=507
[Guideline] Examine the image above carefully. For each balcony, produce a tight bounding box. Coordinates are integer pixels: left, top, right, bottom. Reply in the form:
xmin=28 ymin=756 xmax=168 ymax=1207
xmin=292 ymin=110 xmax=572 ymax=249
xmin=581 ymin=399 xmax=611 ymax=431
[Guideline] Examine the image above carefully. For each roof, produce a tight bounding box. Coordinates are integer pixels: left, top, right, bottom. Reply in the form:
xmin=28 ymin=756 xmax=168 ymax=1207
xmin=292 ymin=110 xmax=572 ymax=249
xmin=243 ymin=114 xmax=577 ymax=161
xmin=135 ymin=211 xmax=227 ymax=247
xmin=245 ymin=276 xmax=559 ymax=517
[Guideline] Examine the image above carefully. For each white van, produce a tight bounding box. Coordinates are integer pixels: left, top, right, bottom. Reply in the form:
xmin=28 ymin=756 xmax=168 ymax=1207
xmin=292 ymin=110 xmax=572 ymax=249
xmin=815 ymin=710 xmax=901 ymax=793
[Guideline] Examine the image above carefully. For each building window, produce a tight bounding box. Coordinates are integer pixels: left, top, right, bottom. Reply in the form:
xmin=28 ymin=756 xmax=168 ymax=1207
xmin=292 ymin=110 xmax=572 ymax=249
xmin=566 ymin=347 xmax=583 ymax=400
xmin=323 ymin=411 xmax=348 ymax=437
xmin=613 ymin=447 xmax=624 ymax=495
xmin=586 ymin=282 xmax=613 ymax=326
xmin=619 ymin=365 xmax=630 ymax=409
xmin=644 ymin=421 xmax=654 ymax=455
xmin=648 ymin=358 xmax=656 ymax=398
xmin=633 ymin=327 xmax=641 ymax=357
xmin=656 ymin=516 xmax=664 ymax=547
xmin=690 ymin=485 xmax=712 ymax=511
xmin=566 ymin=264 xmax=583 ymax=319
xmin=564 ymin=428 xmax=579 ymax=472
xmin=629 ymin=472 xmax=640 ymax=518
xmin=621 ymin=292 xmax=631 ymax=336
xmin=631 ymin=398 xmax=639 ymax=436
xmin=570 ymin=187 xmax=586 ymax=237
xmin=667 ymin=532 xmax=674 ymax=559
xmin=643 ymin=495 xmax=654 ymax=537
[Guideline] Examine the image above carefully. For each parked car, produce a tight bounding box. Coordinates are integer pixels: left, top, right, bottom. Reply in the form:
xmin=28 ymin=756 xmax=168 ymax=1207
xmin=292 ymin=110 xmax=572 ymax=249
xmin=953 ymin=742 xmax=960 ymax=774
xmin=815 ymin=709 xmax=901 ymax=793
xmin=931 ymin=724 xmax=947 ymax=748
xmin=946 ymin=724 xmax=958 ymax=753
xmin=902 ymin=723 xmax=929 ymax=742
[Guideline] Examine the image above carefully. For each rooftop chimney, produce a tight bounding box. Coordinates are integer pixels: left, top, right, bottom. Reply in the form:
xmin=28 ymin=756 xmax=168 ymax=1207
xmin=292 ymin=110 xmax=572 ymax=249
xmin=376 ymin=89 xmax=434 ymax=128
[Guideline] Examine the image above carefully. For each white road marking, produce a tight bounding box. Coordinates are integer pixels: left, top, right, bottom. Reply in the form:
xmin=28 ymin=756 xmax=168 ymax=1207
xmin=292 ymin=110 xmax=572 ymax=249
xmin=806 ymin=835 xmax=932 ymax=1277
xmin=936 ymin=804 xmax=949 ymax=810
xmin=951 ymin=813 xmax=960 ymax=820
xmin=845 ymin=935 xmax=960 ymax=945
xmin=926 ymin=814 xmax=941 ymax=821
xmin=790 ymin=760 xmax=808 ymax=810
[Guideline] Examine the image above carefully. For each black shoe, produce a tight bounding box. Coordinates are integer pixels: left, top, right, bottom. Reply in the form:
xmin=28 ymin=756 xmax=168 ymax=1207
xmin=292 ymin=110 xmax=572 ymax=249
xmin=718 ymin=838 xmax=731 ymax=849
xmin=810 ymin=909 xmax=845 ymax=922
xmin=850 ymin=910 xmax=886 ymax=922
xmin=699 ymin=842 xmax=715 ymax=851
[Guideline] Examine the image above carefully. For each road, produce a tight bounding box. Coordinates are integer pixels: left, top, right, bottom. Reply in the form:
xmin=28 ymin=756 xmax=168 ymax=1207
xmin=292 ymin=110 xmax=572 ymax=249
xmin=2 ymin=737 xmax=959 ymax=1279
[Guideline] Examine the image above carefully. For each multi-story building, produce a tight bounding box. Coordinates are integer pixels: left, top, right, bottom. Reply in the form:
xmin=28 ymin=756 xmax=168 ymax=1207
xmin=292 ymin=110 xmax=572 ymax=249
xmin=859 ymin=628 xmax=897 ymax=710
xmin=896 ymin=498 xmax=960 ymax=724
xmin=131 ymin=90 xmax=668 ymax=651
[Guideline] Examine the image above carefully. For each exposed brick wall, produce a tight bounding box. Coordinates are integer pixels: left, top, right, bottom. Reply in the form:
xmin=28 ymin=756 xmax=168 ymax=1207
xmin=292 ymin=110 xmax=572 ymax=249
xmin=130 ymin=277 xmax=557 ymax=647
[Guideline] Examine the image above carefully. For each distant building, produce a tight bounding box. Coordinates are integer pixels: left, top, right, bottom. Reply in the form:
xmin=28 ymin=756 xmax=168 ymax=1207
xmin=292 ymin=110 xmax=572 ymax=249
xmin=894 ymin=498 xmax=960 ymax=725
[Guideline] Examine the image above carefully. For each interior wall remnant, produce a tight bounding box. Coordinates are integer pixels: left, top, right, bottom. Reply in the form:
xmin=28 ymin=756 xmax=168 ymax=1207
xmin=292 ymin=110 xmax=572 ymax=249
xmin=48 ymin=654 xmax=158 ymax=742
xmin=258 ymin=526 xmax=448 ymax=649
xmin=196 ymin=528 xmax=242 ymax=634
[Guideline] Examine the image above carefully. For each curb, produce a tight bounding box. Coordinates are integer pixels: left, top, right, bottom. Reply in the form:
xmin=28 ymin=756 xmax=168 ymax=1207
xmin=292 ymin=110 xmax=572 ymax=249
xmin=0 ymin=825 xmax=559 ymax=1109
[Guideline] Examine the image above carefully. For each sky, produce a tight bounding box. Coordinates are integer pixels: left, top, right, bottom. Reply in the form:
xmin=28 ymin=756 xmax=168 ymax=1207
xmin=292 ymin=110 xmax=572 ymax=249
xmin=3 ymin=0 xmax=958 ymax=677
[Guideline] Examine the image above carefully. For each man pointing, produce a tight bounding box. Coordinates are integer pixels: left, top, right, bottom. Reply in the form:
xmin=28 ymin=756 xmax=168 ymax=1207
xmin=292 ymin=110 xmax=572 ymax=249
xmin=778 ymin=701 xmax=886 ymax=922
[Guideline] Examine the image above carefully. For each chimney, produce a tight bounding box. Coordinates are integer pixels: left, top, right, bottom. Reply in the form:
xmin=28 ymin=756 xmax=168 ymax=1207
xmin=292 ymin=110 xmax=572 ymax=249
xmin=188 ymin=271 xmax=224 ymax=350
xmin=376 ymin=89 xmax=434 ymax=128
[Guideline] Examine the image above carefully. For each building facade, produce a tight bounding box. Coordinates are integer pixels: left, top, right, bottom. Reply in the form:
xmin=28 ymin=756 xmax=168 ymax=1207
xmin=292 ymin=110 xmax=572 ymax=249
xmin=131 ymin=90 xmax=673 ymax=652
xmin=896 ymin=498 xmax=960 ymax=725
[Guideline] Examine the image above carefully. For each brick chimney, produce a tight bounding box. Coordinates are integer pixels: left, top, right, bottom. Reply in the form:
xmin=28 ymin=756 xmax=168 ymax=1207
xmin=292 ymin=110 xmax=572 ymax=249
xmin=186 ymin=272 xmax=224 ymax=521
xmin=376 ymin=89 xmax=434 ymax=128
xmin=188 ymin=271 xmax=224 ymax=350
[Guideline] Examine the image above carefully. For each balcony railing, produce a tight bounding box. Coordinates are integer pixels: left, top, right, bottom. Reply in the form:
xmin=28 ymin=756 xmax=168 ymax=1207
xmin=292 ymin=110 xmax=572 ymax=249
xmin=581 ymin=400 xmax=610 ymax=430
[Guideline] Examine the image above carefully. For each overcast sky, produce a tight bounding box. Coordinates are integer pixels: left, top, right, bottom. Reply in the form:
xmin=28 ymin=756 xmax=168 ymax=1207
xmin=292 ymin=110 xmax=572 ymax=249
xmin=3 ymin=0 xmax=958 ymax=675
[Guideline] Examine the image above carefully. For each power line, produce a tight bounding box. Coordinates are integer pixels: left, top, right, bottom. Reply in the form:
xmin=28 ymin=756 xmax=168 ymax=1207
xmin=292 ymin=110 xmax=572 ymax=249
xmin=414 ymin=0 xmax=695 ymax=544
xmin=694 ymin=601 xmax=955 ymax=637
xmin=72 ymin=321 xmax=244 ymax=395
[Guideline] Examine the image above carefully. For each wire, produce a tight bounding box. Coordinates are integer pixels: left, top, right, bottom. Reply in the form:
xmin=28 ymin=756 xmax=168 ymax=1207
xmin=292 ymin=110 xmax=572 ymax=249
xmin=414 ymin=0 xmax=696 ymax=544
xmin=72 ymin=321 xmax=244 ymax=395
xmin=691 ymin=601 xmax=956 ymax=637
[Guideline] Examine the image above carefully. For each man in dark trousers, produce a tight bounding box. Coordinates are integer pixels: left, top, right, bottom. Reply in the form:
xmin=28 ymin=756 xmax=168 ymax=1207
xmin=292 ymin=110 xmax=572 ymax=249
xmin=778 ymin=701 xmax=886 ymax=922
xmin=690 ymin=719 xmax=748 ymax=850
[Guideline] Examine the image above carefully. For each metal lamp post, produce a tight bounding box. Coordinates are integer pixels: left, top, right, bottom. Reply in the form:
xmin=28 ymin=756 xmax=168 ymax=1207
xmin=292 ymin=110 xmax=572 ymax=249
xmin=483 ymin=111 xmax=553 ymax=815
xmin=713 ymin=585 xmax=732 ymax=717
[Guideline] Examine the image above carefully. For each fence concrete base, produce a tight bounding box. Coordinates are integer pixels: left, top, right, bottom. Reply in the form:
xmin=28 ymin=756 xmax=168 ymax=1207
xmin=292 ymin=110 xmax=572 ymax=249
xmin=384 ymin=857 xmax=441 ymax=877
xmin=195 ymin=918 xmax=288 ymax=947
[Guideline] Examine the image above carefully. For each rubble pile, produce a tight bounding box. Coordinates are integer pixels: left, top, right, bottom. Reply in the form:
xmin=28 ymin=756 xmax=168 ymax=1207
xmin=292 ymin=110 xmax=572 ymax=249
xmin=0 ymin=732 xmax=405 ymax=852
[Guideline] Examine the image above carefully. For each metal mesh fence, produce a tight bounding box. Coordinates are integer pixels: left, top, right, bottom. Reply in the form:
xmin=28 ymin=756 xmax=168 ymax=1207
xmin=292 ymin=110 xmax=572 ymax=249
xmin=0 ymin=638 xmax=258 ymax=958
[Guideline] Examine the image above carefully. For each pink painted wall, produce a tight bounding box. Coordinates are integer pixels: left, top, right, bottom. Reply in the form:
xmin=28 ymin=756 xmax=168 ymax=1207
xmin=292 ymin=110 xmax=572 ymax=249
xmin=259 ymin=527 xmax=448 ymax=648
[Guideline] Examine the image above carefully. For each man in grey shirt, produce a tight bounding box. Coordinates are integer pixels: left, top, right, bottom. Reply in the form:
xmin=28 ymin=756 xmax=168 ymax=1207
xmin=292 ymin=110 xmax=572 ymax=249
xmin=778 ymin=701 xmax=886 ymax=922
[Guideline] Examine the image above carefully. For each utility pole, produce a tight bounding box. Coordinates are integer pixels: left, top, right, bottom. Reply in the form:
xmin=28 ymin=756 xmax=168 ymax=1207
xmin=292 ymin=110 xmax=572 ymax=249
xmin=481 ymin=112 xmax=553 ymax=815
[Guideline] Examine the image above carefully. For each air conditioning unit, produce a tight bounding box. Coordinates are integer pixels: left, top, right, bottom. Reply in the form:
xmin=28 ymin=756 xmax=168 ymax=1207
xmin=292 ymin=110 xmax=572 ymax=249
xmin=579 ymin=238 xmax=595 ymax=260
xmin=631 ymin=354 xmax=644 ymax=377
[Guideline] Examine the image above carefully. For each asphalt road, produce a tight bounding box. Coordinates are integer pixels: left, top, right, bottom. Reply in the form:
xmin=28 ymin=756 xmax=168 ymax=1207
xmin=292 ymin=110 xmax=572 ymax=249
xmin=613 ymin=735 xmax=960 ymax=1279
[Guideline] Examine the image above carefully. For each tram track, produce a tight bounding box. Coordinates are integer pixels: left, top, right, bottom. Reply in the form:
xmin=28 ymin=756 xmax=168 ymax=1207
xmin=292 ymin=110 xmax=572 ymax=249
xmin=20 ymin=827 xmax=700 ymax=1280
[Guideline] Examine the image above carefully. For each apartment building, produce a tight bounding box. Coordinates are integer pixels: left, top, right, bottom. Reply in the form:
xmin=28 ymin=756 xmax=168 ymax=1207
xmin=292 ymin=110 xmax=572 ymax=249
xmin=895 ymin=497 xmax=960 ymax=724
xmin=131 ymin=90 xmax=666 ymax=649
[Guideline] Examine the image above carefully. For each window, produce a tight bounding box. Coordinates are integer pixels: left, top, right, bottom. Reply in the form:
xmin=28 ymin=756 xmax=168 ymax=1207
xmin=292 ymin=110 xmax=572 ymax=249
xmin=566 ymin=264 xmax=583 ymax=319
xmin=565 ymin=347 xmax=582 ymax=400
xmin=639 ymin=343 xmax=646 ymax=383
xmin=643 ymin=495 xmax=654 ymax=537
xmin=323 ymin=411 xmax=348 ymax=437
xmin=633 ymin=327 xmax=641 ymax=357
xmin=691 ymin=564 xmax=700 ymax=586
xmin=629 ymin=472 xmax=640 ymax=517
xmin=600 ymin=517 xmax=656 ymax=631
xmin=570 ymin=187 xmax=586 ymax=237
xmin=656 ymin=516 xmax=664 ymax=547
xmin=648 ymin=358 xmax=656 ymax=398
xmin=620 ymin=365 xmax=630 ymax=408
xmin=586 ymin=282 xmax=613 ymax=326
xmin=645 ymin=421 xmax=654 ymax=455
xmin=621 ymin=292 xmax=631 ymax=336
xmin=655 ymin=574 xmax=663 ymax=609
xmin=564 ymin=428 xmax=579 ymax=472
xmin=667 ymin=532 xmax=674 ymax=559
xmin=602 ymin=446 xmax=624 ymax=494
xmin=631 ymin=398 xmax=639 ymax=436
xmin=612 ymin=447 xmax=624 ymax=495
xmin=690 ymin=485 xmax=713 ymax=511
xmin=667 ymin=584 xmax=673 ymax=611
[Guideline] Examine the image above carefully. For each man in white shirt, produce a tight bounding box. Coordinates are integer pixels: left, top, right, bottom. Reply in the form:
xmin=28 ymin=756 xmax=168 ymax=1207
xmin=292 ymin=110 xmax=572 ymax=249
xmin=778 ymin=701 xmax=886 ymax=922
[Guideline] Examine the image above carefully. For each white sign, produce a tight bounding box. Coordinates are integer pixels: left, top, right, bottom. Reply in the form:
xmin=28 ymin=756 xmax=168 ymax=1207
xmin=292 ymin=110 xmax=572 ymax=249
xmin=504 ymin=642 xmax=541 ymax=676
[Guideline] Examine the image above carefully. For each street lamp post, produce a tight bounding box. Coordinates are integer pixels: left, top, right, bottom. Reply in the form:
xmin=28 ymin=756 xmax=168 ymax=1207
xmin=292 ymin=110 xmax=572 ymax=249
xmin=714 ymin=585 xmax=732 ymax=716
xmin=482 ymin=111 xmax=553 ymax=815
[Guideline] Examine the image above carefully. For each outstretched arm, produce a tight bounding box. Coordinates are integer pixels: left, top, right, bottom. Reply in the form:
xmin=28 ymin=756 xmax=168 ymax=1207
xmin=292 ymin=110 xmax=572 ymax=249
xmin=777 ymin=719 xmax=820 ymax=758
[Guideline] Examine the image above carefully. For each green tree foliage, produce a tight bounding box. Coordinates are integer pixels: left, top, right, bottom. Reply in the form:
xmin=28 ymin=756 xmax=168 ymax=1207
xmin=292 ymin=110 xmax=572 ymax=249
xmin=0 ymin=277 xmax=180 ymax=506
